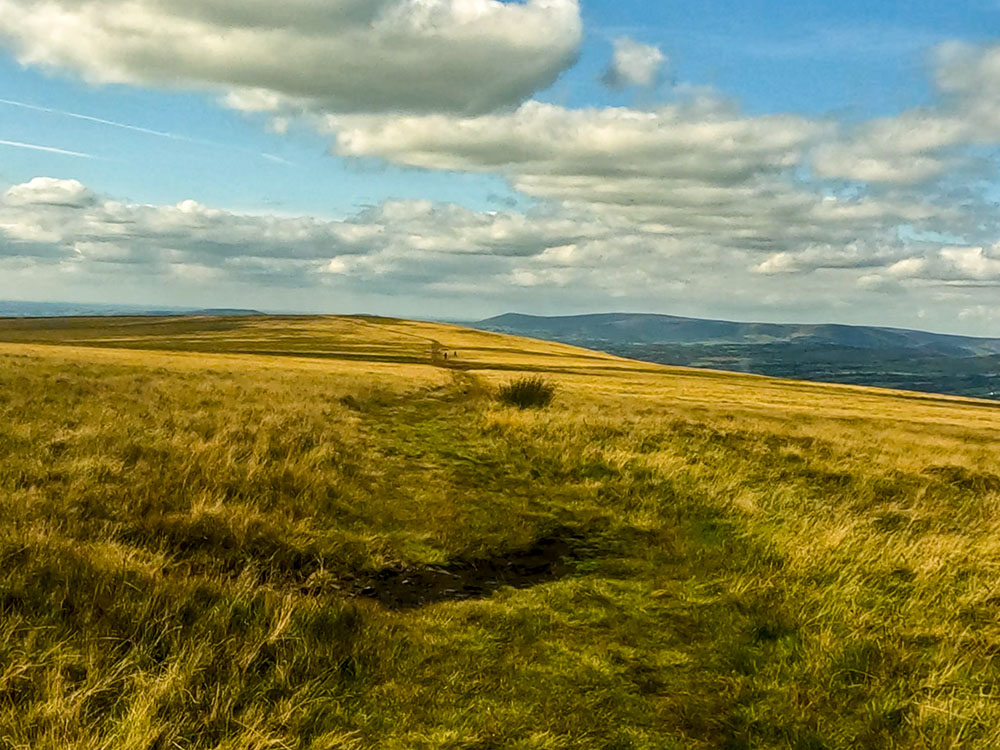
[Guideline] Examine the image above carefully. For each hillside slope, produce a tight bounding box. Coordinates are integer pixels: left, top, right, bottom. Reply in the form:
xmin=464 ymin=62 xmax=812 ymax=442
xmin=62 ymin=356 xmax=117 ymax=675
xmin=1 ymin=316 xmax=1000 ymax=748
xmin=477 ymin=312 xmax=1000 ymax=353
xmin=474 ymin=312 xmax=1000 ymax=400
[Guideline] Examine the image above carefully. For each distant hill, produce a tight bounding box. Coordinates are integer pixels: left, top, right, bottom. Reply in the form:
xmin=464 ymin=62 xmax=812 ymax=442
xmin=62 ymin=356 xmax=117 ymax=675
xmin=472 ymin=313 xmax=1000 ymax=400
xmin=475 ymin=312 xmax=1000 ymax=355
xmin=187 ymin=308 xmax=264 ymax=317
xmin=0 ymin=301 xmax=262 ymax=318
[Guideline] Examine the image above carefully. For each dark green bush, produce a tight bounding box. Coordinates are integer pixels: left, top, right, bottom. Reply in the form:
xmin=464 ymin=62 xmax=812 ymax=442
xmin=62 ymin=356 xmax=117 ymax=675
xmin=496 ymin=376 xmax=556 ymax=409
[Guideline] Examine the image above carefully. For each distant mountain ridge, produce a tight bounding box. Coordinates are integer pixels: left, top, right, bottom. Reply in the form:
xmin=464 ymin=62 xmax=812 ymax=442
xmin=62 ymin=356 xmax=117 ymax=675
xmin=0 ymin=301 xmax=262 ymax=318
xmin=470 ymin=312 xmax=1000 ymax=400
xmin=475 ymin=313 xmax=1000 ymax=356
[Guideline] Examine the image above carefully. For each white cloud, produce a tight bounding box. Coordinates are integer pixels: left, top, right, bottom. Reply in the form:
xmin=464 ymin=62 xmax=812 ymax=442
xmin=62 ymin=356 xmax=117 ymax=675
xmin=934 ymin=41 xmax=1000 ymax=102
xmin=0 ymin=0 xmax=582 ymax=116
xmin=602 ymin=37 xmax=667 ymax=89
xmin=812 ymin=112 xmax=972 ymax=184
xmin=939 ymin=246 xmax=1000 ymax=281
xmin=753 ymin=241 xmax=908 ymax=276
xmin=4 ymin=178 xmax=97 ymax=208
xmin=813 ymin=42 xmax=1000 ymax=184
xmin=876 ymin=245 xmax=1000 ymax=284
xmin=887 ymin=257 xmax=927 ymax=277
xmin=330 ymin=99 xmax=820 ymax=179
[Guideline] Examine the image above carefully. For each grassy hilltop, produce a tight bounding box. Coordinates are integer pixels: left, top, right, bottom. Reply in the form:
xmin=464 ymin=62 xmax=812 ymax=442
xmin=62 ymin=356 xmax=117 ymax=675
xmin=2 ymin=315 xmax=1000 ymax=749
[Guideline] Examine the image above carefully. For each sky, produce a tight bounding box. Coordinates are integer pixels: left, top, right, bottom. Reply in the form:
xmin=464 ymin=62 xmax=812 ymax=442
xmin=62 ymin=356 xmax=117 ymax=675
xmin=1 ymin=1 xmax=999 ymax=334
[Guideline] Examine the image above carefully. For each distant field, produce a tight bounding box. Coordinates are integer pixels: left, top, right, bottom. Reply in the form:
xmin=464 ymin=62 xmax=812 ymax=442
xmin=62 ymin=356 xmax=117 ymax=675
xmin=2 ymin=315 xmax=1000 ymax=748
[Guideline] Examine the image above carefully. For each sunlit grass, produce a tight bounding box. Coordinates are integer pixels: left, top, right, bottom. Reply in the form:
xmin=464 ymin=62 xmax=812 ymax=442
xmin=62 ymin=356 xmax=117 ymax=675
xmin=1 ymin=315 xmax=999 ymax=748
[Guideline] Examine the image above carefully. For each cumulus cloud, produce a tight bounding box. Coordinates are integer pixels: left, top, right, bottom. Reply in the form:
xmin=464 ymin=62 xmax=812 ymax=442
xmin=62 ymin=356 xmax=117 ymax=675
xmin=897 ymin=245 xmax=1000 ymax=283
xmin=0 ymin=0 xmax=582 ymax=116
xmin=4 ymin=178 xmax=98 ymax=208
xmin=0 ymin=177 xmax=964 ymax=309
xmin=934 ymin=41 xmax=1000 ymax=103
xmin=752 ymin=242 xmax=907 ymax=276
xmin=330 ymin=98 xmax=820 ymax=178
xmin=602 ymin=37 xmax=667 ymax=89
xmin=812 ymin=114 xmax=968 ymax=184
xmin=812 ymin=111 xmax=978 ymax=184
xmin=813 ymin=42 xmax=1000 ymax=184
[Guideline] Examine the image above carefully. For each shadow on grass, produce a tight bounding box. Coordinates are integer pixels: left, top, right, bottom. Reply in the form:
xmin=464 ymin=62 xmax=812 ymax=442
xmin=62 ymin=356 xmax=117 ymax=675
xmin=351 ymin=528 xmax=589 ymax=610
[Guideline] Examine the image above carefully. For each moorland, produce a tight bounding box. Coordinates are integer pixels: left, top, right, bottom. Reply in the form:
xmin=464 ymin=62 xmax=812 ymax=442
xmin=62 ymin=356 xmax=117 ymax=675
xmin=1 ymin=315 xmax=1000 ymax=748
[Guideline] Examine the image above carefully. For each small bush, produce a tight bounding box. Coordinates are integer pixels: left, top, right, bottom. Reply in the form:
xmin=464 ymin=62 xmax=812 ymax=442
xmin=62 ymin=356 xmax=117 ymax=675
xmin=496 ymin=376 xmax=556 ymax=409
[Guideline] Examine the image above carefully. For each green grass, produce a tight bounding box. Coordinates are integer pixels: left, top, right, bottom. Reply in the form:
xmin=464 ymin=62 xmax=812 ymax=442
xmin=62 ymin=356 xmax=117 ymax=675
xmin=0 ymin=317 xmax=999 ymax=748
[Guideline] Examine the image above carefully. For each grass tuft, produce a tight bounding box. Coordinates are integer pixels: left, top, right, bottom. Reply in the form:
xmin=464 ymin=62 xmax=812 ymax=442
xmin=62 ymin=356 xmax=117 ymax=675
xmin=496 ymin=376 xmax=556 ymax=409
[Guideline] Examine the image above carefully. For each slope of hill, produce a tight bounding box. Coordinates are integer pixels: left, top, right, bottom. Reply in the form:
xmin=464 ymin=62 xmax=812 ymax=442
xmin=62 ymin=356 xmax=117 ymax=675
xmin=474 ymin=312 xmax=1000 ymax=399
xmin=477 ymin=312 xmax=1000 ymax=353
xmin=0 ymin=300 xmax=262 ymax=318
xmin=1 ymin=315 xmax=1000 ymax=748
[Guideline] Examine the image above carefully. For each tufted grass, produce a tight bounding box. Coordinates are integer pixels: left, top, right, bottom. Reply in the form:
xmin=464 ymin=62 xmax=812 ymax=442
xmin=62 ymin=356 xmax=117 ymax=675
xmin=496 ymin=376 xmax=557 ymax=410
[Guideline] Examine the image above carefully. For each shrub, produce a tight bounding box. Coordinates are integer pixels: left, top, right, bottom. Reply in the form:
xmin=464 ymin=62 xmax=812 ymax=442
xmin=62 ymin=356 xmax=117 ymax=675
xmin=496 ymin=376 xmax=556 ymax=409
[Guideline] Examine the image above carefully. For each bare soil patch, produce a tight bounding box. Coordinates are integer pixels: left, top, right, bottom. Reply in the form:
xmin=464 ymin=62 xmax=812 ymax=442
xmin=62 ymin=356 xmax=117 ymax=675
xmin=352 ymin=530 xmax=586 ymax=610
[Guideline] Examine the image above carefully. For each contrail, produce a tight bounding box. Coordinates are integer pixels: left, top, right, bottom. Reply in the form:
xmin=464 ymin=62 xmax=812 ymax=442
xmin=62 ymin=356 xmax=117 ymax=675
xmin=0 ymin=96 xmax=296 ymax=166
xmin=0 ymin=96 xmax=190 ymax=142
xmin=0 ymin=139 xmax=93 ymax=158
xmin=261 ymin=152 xmax=295 ymax=166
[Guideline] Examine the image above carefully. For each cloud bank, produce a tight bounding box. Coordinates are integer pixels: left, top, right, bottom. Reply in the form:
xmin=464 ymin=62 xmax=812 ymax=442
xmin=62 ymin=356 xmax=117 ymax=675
xmin=327 ymin=99 xmax=943 ymax=256
xmin=3 ymin=175 xmax=998 ymax=330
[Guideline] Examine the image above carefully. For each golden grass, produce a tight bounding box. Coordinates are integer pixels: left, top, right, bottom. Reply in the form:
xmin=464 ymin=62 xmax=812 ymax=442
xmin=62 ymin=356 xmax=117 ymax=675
xmin=0 ymin=314 xmax=999 ymax=748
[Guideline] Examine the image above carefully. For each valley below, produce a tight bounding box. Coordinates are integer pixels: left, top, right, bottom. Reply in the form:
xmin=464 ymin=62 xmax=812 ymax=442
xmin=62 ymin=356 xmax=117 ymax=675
xmin=475 ymin=312 xmax=1000 ymax=401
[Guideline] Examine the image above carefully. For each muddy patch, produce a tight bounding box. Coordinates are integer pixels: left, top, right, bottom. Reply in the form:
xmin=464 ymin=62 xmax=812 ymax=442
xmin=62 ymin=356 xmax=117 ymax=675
xmin=351 ymin=532 xmax=586 ymax=610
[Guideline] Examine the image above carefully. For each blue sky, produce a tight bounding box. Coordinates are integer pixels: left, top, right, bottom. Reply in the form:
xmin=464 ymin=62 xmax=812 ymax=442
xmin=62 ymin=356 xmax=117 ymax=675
xmin=1 ymin=0 xmax=999 ymax=333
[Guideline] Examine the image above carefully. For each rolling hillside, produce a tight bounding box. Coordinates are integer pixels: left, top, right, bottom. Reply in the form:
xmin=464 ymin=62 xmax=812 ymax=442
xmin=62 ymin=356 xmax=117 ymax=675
xmin=0 ymin=300 xmax=262 ymax=319
xmin=476 ymin=312 xmax=1000 ymax=353
xmin=2 ymin=315 xmax=1000 ymax=748
xmin=474 ymin=312 xmax=1000 ymax=399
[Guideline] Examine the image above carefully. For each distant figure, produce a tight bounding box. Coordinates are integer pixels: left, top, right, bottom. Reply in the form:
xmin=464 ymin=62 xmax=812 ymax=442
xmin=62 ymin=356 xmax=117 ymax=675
xmin=443 ymin=352 xmax=448 ymax=361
